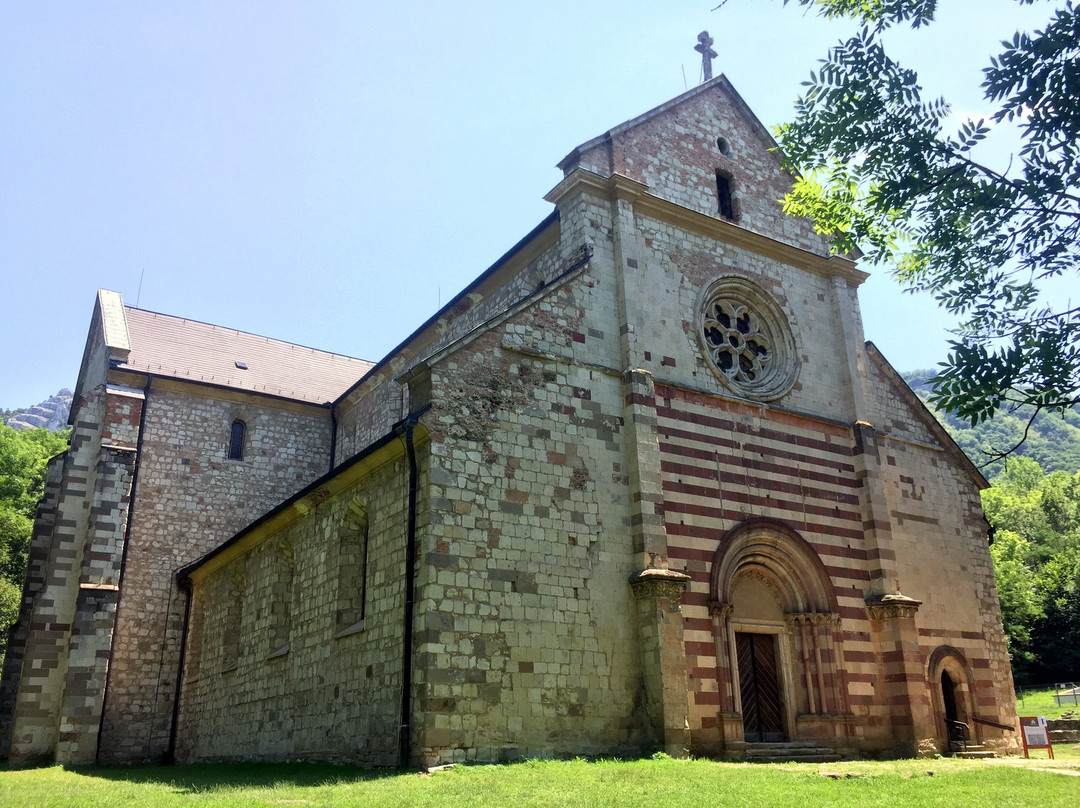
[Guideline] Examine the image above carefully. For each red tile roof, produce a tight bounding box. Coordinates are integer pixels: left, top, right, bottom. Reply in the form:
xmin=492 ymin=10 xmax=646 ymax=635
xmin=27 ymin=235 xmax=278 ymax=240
xmin=119 ymin=307 xmax=373 ymax=405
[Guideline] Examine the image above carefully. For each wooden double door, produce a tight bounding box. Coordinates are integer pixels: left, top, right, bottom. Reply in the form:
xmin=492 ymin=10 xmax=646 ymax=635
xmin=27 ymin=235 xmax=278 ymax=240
xmin=736 ymin=632 xmax=785 ymax=742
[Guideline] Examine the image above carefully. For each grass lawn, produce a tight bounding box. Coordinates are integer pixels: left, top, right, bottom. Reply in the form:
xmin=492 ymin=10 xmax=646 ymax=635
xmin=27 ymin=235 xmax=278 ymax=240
xmin=1015 ymin=685 xmax=1080 ymax=720
xmin=2 ymin=755 xmax=1079 ymax=808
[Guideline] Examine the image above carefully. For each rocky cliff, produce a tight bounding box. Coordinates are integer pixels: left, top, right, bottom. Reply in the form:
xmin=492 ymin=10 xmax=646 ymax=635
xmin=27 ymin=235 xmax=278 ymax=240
xmin=5 ymin=389 xmax=73 ymax=431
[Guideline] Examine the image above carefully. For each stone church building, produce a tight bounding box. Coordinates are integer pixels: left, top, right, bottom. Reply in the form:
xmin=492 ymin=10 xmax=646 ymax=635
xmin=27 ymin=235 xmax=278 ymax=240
xmin=1 ymin=74 xmax=1019 ymax=767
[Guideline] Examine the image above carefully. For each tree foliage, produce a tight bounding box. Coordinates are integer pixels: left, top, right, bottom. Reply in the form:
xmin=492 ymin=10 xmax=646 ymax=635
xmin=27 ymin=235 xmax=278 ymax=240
xmin=776 ymin=1 xmax=1080 ymax=455
xmin=982 ymin=457 xmax=1080 ymax=683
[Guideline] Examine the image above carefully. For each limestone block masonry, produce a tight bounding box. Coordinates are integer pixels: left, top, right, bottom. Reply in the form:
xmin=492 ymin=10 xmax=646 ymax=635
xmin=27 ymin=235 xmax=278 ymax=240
xmin=96 ymin=387 xmax=335 ymax=764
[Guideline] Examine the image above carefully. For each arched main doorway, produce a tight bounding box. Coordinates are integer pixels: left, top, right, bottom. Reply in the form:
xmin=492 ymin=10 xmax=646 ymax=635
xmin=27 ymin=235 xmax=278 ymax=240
xmin=708 ymin=519 xmax=846 ymax=745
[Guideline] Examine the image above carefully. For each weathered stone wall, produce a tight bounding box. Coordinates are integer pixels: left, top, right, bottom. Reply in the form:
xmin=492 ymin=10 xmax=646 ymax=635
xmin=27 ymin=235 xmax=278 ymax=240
xmin=1048 ymin=718 xmax=1080 ymax=743
xmin=52 ymin=438 xmax=137 ymax=765
xmin=653 ymin=387 xmax=867 ymax=747
xmin=627 ymin=214 xmax=860 ymax=425
xmin=97 ymin=385 xmax=334 ymax=763
xmin=867 ymin=361 xmax=1018 ymax=752
xmin=176 ymin=453 xmax=415 ymax=765
xmin=335 ymin=381 xmax=404 ymax=461
xmin=418 ymin=295 xmax=646 ymax=764
xmin=0 ymin=451 xmax=65 ymax=760
xmin=0 ymin=311 xmax=117 ymax=765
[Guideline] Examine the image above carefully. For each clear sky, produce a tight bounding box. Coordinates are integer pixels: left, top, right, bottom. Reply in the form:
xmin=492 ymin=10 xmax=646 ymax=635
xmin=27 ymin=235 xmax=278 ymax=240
xmin=0 ymin=1 xmax=1053 ymax=409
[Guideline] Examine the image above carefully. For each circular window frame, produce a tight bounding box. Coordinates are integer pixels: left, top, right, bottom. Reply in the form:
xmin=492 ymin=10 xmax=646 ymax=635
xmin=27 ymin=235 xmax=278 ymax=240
xmin=696 ymin=276 xmax=799 ymax=401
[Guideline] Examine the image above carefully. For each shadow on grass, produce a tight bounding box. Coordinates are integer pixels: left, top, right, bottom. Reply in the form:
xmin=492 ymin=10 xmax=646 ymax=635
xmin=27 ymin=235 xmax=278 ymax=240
xmin=61 ymin=761 xmax=405 ymax=793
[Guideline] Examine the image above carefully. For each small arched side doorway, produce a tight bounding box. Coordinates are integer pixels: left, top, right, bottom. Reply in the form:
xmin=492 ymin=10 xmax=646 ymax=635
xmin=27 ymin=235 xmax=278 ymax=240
xmin=941 ymin=671 xmax=959 ymax=725
xmin=708 ymin=519 xmax=845 ymax=746
xmin=928 ymin=646 xmax=977 ymax=752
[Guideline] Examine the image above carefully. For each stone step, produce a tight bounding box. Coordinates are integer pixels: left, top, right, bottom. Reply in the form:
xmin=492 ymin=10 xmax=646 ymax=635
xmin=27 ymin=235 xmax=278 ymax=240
xmin=955 ymin=750 xmax=997 ymax=759
xmin=952 ymin=744 xmax=996 ymax=759
xmin=744 ymin=742 xmax=843 ymax=763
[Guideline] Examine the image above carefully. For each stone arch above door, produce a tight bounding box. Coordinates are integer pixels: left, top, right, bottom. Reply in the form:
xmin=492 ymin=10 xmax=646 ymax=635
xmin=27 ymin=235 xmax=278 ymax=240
xmin=706 ymin=518 xmax=849 ymax=749
xmin=709 ymin=518 xmax=839 ymax=614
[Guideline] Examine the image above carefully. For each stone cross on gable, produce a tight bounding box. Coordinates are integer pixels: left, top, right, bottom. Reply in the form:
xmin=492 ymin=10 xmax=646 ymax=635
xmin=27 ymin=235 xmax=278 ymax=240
xmin=695 ymin=30 xmax=717 ymax=82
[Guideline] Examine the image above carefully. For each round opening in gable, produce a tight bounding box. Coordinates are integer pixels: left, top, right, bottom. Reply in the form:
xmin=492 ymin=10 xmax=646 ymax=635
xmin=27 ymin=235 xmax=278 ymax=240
xmin=716 ymin=136 xmax=731 ymax=156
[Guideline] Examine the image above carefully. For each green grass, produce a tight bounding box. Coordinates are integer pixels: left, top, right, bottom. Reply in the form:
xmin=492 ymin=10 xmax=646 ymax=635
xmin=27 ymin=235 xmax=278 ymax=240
xmin=1 ymin=756 xmax=1079 ymax=808
xmin=1016 ymin=685 xmax=1080 ymax=720
xmin=1043 ymin=742 xmax=1080 ymax=761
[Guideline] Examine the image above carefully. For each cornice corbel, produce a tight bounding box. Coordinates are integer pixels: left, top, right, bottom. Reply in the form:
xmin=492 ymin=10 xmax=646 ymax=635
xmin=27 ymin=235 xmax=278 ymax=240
xmin=628 ymin=568 xmax=691 ymax=601
xmin=865 ymin=593 xmax=922 ymax=621
xmin=708 ymin=601 xmax=734 ymax=619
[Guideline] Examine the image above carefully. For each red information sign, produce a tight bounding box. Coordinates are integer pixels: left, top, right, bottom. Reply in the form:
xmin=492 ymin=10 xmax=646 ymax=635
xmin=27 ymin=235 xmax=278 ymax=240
xmin=1019 ymin=716 xmax=1054 ymax=759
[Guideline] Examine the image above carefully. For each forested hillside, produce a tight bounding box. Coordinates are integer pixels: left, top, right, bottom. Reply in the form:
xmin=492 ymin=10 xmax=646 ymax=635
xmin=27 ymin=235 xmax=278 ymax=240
xmin=902 ymin=370 xmax=1080 ymax=477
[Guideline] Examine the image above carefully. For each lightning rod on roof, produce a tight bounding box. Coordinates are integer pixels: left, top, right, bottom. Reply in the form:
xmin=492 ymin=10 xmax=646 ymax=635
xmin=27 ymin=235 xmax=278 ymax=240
xmin=136 ymin=268 xmax=144 ymax=308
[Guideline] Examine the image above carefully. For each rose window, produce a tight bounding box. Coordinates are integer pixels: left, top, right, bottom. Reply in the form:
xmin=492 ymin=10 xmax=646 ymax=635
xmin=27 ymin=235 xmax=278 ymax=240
xmin=702 ymin=300 xmax=772 ymax=384
xmin=697 ymin=277 xmax=798 ymax=401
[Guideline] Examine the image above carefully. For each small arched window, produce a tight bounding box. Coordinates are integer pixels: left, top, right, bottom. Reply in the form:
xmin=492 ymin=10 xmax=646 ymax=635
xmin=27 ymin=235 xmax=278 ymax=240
xmin=228 ymin=420 xmax=246 ymax=460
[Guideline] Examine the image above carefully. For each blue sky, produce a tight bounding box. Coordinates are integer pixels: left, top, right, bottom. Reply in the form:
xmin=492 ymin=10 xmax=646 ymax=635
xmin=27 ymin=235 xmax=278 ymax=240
xmin=0 ymin=1 xmax=1053 ymax=409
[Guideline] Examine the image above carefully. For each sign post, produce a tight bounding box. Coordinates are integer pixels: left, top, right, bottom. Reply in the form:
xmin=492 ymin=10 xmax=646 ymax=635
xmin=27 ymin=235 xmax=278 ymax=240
xmin=1019 ymin=716 xmax=1054 ymax=759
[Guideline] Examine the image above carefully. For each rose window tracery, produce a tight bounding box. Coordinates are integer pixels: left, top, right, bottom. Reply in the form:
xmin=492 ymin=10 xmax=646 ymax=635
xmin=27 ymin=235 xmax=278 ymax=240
xmin=697 ymin=277 xmax=798 ymax=401
xmin=702 ymin=300 xmax=772 ymax=384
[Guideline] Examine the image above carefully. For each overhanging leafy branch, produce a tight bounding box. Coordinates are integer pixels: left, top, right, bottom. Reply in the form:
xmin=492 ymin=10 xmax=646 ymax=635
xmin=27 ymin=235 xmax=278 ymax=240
xmin=775 ymin=1 xmax=1080 ymax=446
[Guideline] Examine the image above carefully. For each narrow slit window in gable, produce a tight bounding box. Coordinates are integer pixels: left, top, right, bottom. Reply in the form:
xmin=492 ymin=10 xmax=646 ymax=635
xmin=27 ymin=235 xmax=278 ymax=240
xmin=716 ymin=172 xmax=735 ymax=220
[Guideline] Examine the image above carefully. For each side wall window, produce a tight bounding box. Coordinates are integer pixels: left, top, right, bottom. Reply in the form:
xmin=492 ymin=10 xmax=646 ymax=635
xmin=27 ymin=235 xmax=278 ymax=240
xmin=268 ymin=538 xmax=294 ymax=656
xmin=221 ymin=566 xmax=244 ymax=672
xmin=335 ymin=499 xmax=369 ymax=636
xmin=228 ymin=420 xmax=246 ymax=460
xmin=185 ymin=589 xmax=206 ymax=684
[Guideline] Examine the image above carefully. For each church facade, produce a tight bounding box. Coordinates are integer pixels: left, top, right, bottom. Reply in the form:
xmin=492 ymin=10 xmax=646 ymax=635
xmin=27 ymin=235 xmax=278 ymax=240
xmin=1 ymin=75 xmax=1019 ymax=767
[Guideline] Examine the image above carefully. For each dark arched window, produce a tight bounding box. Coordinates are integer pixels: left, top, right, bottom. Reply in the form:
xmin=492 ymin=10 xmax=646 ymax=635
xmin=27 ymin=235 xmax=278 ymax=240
xmin=228 ymin=420 xmax=245 ymax=460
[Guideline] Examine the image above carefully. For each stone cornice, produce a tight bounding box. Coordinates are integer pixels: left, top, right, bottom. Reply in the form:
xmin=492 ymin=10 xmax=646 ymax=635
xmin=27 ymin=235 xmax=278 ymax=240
xmin=628 ymin=568 xmax=691 ymax=601
xmin=545 ymin=169 xmax=868 ymax=285
xmin=865 ymin=593 xmax=923 ymax=620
